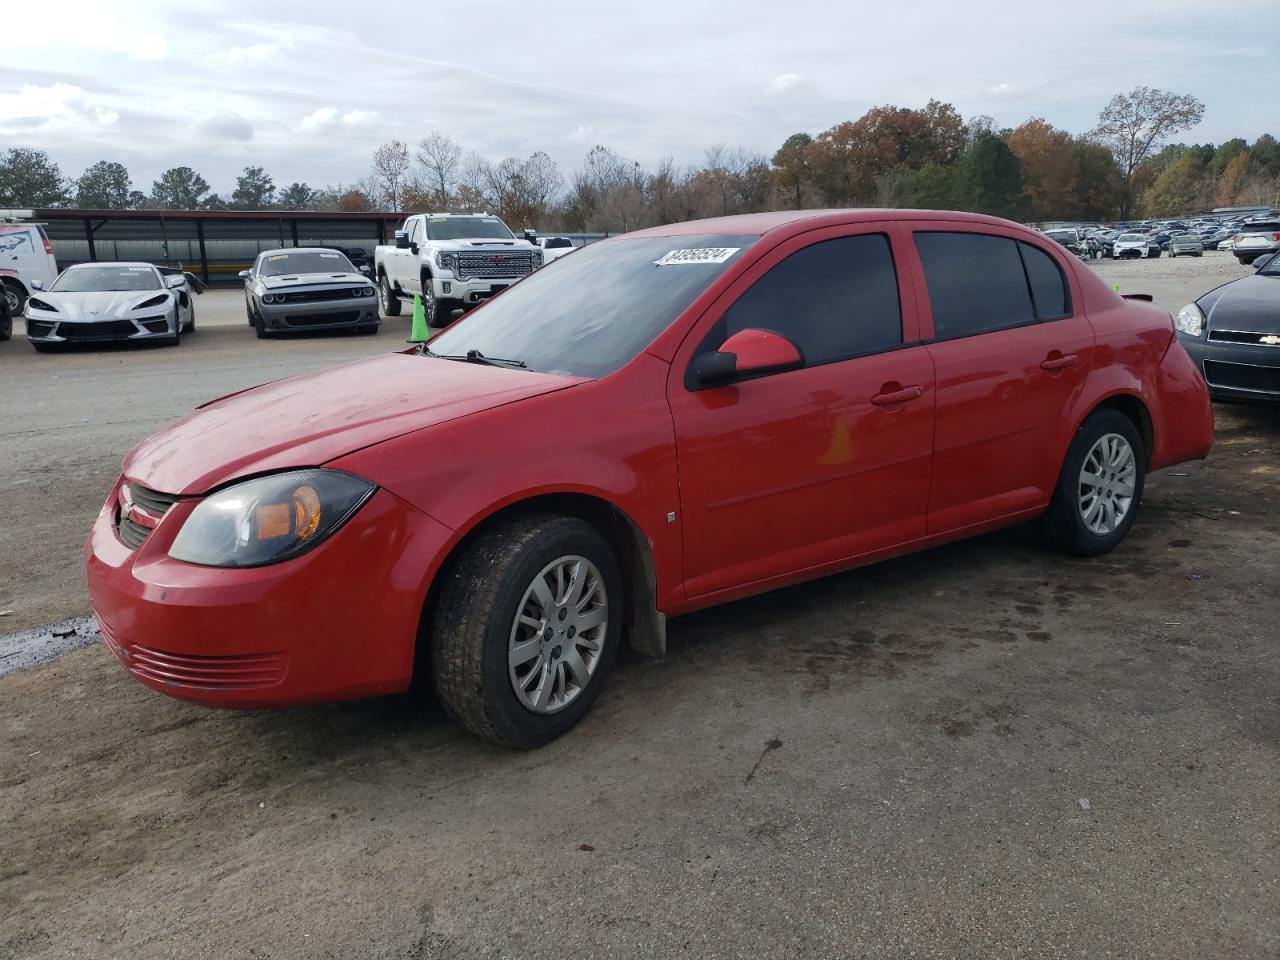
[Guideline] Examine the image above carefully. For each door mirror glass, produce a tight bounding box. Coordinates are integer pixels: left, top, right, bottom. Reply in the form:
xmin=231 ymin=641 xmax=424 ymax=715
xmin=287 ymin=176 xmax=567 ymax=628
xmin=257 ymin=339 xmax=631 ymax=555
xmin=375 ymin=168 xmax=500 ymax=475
xmin=692 ymin=328 xmax=803 ymax=387
xmin=394 ymin=231 xmax=410 ymax=250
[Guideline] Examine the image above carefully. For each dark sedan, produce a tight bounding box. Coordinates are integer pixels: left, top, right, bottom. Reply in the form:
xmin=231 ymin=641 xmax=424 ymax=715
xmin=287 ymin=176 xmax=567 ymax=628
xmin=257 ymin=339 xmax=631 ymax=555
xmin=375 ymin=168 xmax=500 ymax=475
xmin=1176 ymin=253 xmax=1280 ymax=402
xmin=240 ymin=248 xmax=379 ymax=339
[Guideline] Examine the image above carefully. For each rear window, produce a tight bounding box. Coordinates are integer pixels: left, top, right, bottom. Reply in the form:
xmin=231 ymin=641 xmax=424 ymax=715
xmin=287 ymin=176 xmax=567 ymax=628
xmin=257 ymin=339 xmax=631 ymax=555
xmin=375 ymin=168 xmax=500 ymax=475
xmin=1240 ymin=221 xmax=1280 ymax=234
xmin=543 ymin=238 xmax=573 ymax=249
xmin=1019 ymin=243 xmax=1070 ymax=320
xmin=914 ymin=232 xmax=1035 ymax=339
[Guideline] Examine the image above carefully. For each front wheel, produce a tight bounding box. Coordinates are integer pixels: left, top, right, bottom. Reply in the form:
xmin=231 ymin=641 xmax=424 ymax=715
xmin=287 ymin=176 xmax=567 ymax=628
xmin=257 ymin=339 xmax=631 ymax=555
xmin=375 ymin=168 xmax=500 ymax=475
xmin=431 ymin=513 xmax=623 ymax=748
xmin=379 ymin=276 xmax=402 ymax=316
xmin=0 ymin=308 xmax=10 ymax=341
xmin=1041 ymin=409 xmax=1145 ymax=557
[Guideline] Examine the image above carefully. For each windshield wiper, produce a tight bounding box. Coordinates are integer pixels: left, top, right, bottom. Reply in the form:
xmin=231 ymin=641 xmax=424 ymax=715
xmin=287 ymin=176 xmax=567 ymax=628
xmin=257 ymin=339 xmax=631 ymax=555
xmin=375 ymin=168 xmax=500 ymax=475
xmin=424 ymin=347 xmax=527 ymax=369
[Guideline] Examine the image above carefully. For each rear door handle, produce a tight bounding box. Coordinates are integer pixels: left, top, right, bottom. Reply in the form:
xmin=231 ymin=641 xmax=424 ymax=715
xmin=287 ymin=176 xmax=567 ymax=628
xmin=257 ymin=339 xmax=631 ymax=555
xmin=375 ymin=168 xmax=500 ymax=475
xmin=871 ymin=385 xmax=924 ymax=406
xmin=1040 ymin=353 xmax=1078 ymax=371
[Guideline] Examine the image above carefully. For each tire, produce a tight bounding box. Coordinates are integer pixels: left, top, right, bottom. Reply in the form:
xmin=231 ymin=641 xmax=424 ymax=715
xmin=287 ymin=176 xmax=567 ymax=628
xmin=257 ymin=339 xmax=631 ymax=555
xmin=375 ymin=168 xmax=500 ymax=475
xmin=431 ymin=513 xmax=624 ymax=748
xmin=167 ymin=318 xmax=182 ymax=347
xmin=0 ymin=307 xmax=10 ymax=342
xmin=379 ymin=275 xmax=402 ymax=316
xmin=246 ymin=296 xmax=256 ymax=325
xmin=1169 ymin=250 xmax=1176 ymax=258
xmin=432 ymin=298 xmax=464 ymax=327
xmin=254 ymin=312 xmax=270 ymax=339
xmin=184 ymin=303 xmax=196 ymax=333
xmin=356 ymin=323 xmax=379 ymax=335
xmin=1041 ymin=408 xmax=1145 ymax=557
xmin=3 ymin=280 xmax=25 ymax=318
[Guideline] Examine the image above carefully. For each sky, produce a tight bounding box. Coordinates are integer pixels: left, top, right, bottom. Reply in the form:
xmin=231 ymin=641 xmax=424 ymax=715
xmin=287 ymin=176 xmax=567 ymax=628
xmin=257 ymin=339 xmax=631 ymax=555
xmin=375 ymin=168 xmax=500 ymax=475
xmin=1 ymin=0 xmax=1270 ymax=196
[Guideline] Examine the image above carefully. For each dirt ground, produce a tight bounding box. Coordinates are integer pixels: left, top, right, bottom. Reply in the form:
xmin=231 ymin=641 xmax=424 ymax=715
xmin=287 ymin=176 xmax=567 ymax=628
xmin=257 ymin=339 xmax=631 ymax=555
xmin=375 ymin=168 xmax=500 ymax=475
xmin=1 ymin=253 xmax=1277 ymax=958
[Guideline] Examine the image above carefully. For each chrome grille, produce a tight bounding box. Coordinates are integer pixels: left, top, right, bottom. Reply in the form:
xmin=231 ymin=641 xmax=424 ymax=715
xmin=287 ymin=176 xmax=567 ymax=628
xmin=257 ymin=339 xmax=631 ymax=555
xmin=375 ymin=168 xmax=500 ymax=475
xmin=1208 ymin=329 xmax=1280 ymax=347
xmin=455 ymin=251 xmax=535 ymax=280
xmin=115 ymin=482 xmax=181 ymax=550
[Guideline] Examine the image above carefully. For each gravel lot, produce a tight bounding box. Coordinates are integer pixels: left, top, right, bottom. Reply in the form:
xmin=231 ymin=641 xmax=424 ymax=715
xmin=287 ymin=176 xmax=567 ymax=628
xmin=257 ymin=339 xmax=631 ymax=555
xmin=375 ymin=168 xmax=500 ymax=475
xmin=1 ymin=252 xmax=1277 ymax=958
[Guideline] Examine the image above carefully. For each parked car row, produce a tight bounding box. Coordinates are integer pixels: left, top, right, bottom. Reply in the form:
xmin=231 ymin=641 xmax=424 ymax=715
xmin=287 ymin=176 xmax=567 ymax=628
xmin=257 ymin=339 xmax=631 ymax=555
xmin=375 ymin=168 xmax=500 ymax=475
xmin=1052 ymin=212 xmax=1280 ymax=265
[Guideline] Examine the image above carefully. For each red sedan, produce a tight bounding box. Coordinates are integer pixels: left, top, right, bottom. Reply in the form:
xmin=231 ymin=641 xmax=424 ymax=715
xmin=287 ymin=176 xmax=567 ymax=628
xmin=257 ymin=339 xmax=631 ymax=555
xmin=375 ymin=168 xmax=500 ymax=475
xmin=86 ymin=210 xmax=1214 ymax=747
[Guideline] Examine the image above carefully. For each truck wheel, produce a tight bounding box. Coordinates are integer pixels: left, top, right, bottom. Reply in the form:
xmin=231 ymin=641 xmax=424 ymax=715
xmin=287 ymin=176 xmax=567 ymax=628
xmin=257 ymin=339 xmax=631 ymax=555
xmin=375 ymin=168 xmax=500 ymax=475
xmin=3 ymin=281 xmax=25 ymax=317
xmin=431 ymin=513 xmax=623 ymax=748
xmin=0 ymin=308 xmax=11 ymax=341
xmin=379 ymin=276 xmax=402 ymax=316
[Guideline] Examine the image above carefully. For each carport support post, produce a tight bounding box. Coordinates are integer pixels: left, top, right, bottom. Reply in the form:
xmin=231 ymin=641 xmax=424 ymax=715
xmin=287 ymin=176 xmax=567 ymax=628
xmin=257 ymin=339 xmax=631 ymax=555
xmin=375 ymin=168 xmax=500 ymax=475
xmin=290 ymin=219 xmax=299 ymax=249
xmin=83 ymin=219 xmax=97 ymax=262
xmin=196 ymin=220 xmax=209 ymax=284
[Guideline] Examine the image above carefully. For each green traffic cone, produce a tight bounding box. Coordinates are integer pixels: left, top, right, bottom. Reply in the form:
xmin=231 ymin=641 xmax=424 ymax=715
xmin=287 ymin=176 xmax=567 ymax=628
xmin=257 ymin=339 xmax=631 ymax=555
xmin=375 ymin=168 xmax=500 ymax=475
xmin=409 ymin=293 xmax=429 ymax=343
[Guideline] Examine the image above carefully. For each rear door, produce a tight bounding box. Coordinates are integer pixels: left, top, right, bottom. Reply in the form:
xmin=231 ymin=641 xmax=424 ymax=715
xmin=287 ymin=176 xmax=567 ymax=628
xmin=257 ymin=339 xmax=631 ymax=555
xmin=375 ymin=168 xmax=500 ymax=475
xmin=667 ymin=223 xmax=936 ymax=599
xmin=905 ymin=224 xmax=1094 ymax=534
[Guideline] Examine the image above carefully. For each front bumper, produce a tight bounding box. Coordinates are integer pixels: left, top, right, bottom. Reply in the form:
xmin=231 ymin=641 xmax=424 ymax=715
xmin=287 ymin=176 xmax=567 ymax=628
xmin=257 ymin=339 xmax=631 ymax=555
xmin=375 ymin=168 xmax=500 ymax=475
xmin=25 ymin=312 xmax=176 ymax=343
xmin=258 ymin=294 xmax=379 ymax=333
xmin=1177 ymin=334 xmax=1280 ymax=403
xmin=429 ymin=274 xmax=524 ymax=306
xmin=86 ymin=481 xmax=454 ymax=708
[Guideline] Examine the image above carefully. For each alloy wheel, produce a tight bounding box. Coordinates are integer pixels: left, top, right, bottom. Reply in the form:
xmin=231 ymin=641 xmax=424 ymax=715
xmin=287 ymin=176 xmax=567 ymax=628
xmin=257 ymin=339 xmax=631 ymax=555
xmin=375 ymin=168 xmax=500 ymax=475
xmin=1078 ymin=433 xmax=1136 ymax=535
xmin=508 ymin=555 xmax=609 ymax=715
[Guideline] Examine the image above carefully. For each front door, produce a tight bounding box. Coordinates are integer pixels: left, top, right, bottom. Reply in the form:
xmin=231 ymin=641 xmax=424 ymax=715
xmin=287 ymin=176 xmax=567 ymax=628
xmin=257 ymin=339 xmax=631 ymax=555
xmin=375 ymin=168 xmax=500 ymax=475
xmin=668 ymin=225 xmax=936 ymax=600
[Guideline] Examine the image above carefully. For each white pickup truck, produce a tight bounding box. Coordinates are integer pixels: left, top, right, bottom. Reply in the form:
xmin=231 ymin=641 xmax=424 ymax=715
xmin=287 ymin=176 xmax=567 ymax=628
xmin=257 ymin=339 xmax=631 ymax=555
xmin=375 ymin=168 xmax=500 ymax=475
xmin=373 ymin=213 xmax=542 ymax=325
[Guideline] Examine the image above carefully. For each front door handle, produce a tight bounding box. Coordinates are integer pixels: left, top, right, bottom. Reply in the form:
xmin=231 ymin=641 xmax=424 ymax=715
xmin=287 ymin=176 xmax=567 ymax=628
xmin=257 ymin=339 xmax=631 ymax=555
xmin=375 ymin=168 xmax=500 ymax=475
xmin=871 ymin=385 xmax=924 ymax=406
xmin=1041 ymin=353 xmax=1079 ymax=371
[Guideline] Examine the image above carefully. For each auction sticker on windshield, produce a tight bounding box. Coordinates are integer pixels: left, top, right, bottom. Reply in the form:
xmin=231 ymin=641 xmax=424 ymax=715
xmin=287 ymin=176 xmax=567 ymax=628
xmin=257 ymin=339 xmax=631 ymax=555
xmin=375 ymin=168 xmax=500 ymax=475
xmin=654 ymin=247 xmax=741 ymax=266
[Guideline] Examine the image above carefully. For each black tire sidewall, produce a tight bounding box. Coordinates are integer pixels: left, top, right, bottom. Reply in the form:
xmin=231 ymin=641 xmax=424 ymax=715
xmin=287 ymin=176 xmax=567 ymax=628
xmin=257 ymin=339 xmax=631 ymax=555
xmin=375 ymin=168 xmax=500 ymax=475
xmin=1055 ymin=410 xmax=1146 ymax=556
xmin=469 ymin=522 xmax=623 ymax=746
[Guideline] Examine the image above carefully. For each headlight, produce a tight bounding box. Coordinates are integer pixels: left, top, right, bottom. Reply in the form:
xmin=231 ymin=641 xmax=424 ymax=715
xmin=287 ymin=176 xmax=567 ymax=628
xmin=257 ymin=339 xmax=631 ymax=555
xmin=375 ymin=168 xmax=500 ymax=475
xmin=135 ymin=294 xmax=170 ymax=309
xmin=435 ymin=251 xmax=456 ymax=272
xmin=1174 ymin=302 xmax=1205 ymax=337
xmin=168 ymin=469 xmax=376 ymax=568
xmin=262 ymin=293 xmax=275 ymax=304
xmin=27 ymin=297 xmax=57 ymax=312
xmin=363 ymin=286 xmax=375 ymax=297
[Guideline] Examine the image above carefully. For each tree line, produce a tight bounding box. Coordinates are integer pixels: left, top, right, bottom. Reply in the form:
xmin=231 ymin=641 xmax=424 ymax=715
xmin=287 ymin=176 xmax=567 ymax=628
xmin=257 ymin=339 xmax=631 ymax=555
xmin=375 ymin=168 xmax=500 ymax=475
xmin=1 ymin=87 xmax=1276 ymax=229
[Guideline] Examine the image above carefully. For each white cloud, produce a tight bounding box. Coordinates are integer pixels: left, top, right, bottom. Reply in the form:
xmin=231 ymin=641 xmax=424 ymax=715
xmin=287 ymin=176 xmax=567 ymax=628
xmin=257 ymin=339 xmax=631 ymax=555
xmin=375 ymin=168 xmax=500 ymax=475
xmin=985 ymin=81 xmax=1018 ymax=98
xmin=764 ymin=73 xmax=806 ymax=96
xmin=195 ymin=113 xmax=254 ymax=141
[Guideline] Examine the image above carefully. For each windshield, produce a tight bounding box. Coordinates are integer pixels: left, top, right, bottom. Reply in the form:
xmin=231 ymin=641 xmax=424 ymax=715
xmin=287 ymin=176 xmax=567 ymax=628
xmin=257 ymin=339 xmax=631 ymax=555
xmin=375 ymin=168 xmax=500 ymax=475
xmin=424 ymin=217 xmax=514 ymax=241
xmin=427 ymin=234 xmax=757 ymax=377
xmin=1118 ymin=234 xmax=1146 ymax=242
xmin=258 ymin=250 xmax=355 ymax=277
xmin=53 ymin=265 xmax=160 ymax=292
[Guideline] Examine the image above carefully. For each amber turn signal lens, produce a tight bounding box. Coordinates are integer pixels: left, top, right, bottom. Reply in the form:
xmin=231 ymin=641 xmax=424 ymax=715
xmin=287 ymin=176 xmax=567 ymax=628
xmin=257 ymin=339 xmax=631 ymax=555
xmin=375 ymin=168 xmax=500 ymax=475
xmin=253 ymin=503 xmax=293 ymax=540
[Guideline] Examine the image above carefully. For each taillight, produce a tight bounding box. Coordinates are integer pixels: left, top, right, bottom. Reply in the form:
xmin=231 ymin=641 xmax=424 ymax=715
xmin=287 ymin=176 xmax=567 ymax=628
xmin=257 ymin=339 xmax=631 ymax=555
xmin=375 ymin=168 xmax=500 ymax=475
xmin=38 ymin=228 xmax=53 ymax=255
xmin=1273 ymin=233 xmax=1280 ymax=242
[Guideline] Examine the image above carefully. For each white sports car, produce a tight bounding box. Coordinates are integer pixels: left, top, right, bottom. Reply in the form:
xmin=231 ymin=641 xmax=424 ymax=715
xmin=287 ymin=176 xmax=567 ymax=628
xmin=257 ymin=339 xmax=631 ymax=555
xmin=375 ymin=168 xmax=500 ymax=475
xmin=24 ymin=262 xmax=195 ymax=352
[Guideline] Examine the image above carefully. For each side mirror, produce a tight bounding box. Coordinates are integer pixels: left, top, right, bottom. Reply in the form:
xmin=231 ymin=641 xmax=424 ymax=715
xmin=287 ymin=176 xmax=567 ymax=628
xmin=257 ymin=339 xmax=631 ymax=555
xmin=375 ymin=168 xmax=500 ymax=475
xmin=691 ymin=328 xmax=804 ymax=388
xmin=237 ymin=270 xmax=250 ymax=280
xmin=523 ymin=228 xmax=538 ymax=243
xmin=394 ymin=231 xmax=410 ymax=250
xmin=30 ymin=279 xmax=44 ymax=290
xmin=358 ymin=264 xmax=372 ymax=275
xmin=165 ymin=274 xmax=186 ymax=289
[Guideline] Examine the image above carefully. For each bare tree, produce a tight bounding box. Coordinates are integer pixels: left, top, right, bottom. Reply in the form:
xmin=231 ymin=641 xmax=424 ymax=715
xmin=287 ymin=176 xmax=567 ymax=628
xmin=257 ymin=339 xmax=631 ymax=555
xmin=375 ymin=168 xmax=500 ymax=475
xmin=371 ymin=140 xmax=412 ymax=211
xmin=416 ymin=131 xmax=462 ymax=209
xmin=1093 ymin=87 xmax=1205 ymax=217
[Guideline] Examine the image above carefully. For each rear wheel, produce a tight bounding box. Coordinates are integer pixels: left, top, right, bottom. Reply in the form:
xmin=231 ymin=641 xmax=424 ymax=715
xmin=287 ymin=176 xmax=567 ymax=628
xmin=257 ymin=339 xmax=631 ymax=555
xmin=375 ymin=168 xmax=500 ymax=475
xmin=1042 ymin=409 xmax=1145 ymax=557
xmin=379 ymin=275 xmax=402 ymax=316
xmin=0 ymin=306 xmax=10 ymax=341
xmin=431 ymin=513 xmax=623 ymax=748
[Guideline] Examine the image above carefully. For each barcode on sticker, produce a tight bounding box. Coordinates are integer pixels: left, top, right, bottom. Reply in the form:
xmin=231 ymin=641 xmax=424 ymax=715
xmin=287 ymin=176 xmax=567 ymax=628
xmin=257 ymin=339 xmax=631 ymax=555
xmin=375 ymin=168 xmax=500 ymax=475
xmin=655 ymin=247 xmax=740 ymax=266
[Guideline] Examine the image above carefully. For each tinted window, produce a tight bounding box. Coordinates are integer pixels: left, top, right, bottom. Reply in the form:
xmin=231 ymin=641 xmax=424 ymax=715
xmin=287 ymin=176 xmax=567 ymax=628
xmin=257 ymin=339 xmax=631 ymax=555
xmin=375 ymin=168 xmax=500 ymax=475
xmin=544 ymin=237 xmax=573 ymax=249
xmin=425 ymin=216 xmax=514 ymax=241
xmin=1019 ymin=242 xmax=1070 ymax=319
xmin=717 ymin=234 xmax=901 ymax=366
xmin=428 ymin=235 xmax=755 ymax=378
xmin=258 ymin=251 xmax=355 ymax=277
xmin=915 ymin=232 xmax=1034 ymax=339
xmin=52 ymin=265 xmax=160 ymax=292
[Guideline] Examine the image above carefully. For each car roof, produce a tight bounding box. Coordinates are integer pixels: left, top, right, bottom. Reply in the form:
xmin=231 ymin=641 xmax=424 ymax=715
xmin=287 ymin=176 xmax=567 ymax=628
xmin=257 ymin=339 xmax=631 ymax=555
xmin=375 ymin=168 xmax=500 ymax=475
xmin=67 ymin=261 xmax=157 ymax=270
xmin=259 ymin=247 xmax=350 ymax=256
xmin=623 ymin=208 xmax=1027 ymax=240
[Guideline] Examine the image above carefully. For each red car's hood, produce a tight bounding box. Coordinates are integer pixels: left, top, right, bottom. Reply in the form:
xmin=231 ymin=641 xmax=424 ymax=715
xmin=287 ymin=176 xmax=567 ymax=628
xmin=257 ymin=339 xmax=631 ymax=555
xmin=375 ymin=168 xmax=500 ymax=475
xmin=123 ymin=352 xmax=584 ymax=495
